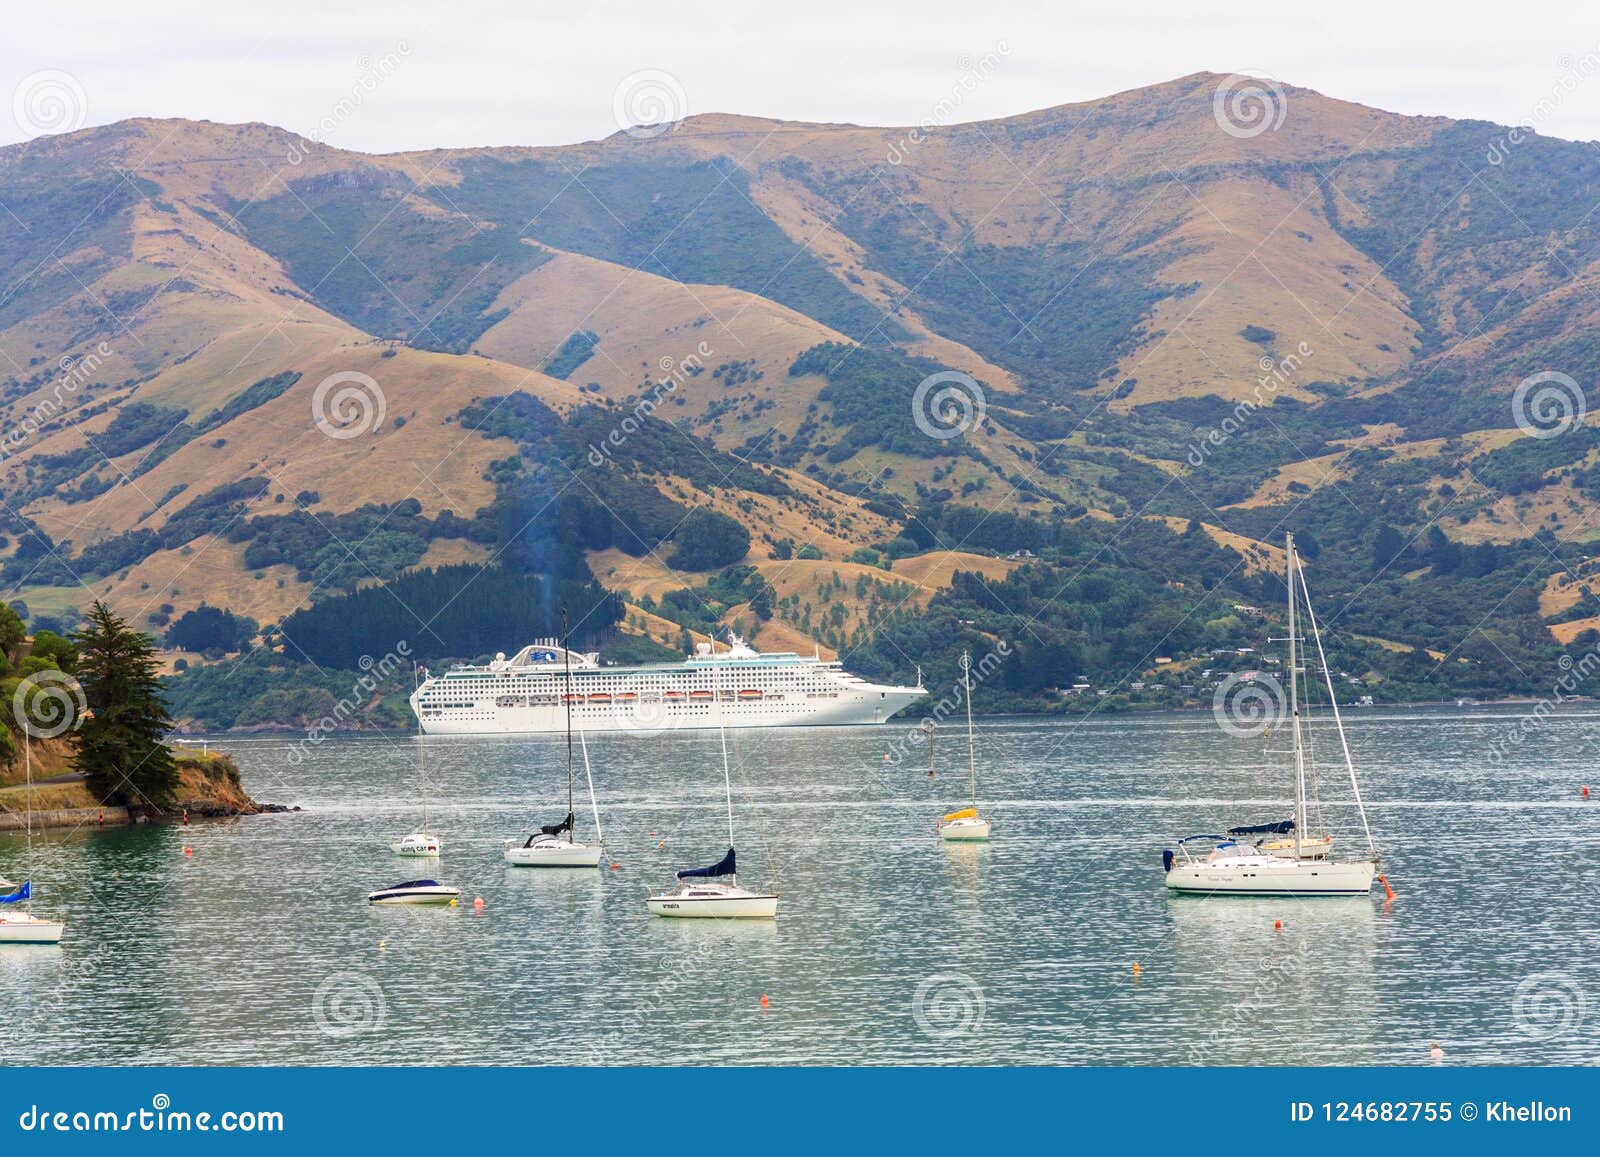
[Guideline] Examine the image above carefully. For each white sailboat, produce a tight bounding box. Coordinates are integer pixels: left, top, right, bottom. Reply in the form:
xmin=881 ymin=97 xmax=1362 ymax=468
xmin=1165 ymin=533 xmax=1379 ymax=897
xmin=505 ymin=612 xmax=604 ymax=868
xmin=647 ymin=661 xmax=777 ymax=918
xmin=939 ymin=651 xmax=991 ymax=841
xmin=1 ymin=721 xmax=66 ymax=945
xmin=390 ymin=663 xmax=442 ymax=858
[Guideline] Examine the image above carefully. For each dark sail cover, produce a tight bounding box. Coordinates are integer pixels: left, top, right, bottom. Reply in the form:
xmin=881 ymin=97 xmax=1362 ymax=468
xmin=1227 ymin=820 xmax=1295 ymax=836
xmin=540 ymin=812 xmax=575 ymax=837
xmin=678 ymin=848 xmax=736 ymax=879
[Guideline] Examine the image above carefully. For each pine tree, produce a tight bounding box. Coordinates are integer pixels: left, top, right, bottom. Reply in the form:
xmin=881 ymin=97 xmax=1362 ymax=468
xmin=71 ymin=601 xmax=178 ymax=807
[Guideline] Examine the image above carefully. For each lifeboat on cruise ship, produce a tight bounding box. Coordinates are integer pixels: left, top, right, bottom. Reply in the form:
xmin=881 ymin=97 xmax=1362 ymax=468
xmin=664 ymin=690 xmax=687 ymax=701
xmin=616 ymin=692 xmax=638 ymax=702
xmin=738 ymin=689 xmax=762 ymax=699
xmin=689 ymin=690 xmax=714 ymax=701
xmin=588 ymin=693 xmax=612 ymax=703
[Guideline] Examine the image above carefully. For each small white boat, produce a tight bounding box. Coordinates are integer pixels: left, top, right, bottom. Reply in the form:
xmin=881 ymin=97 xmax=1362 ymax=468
xmin=1164 ymin=836 xmax=1376 ymax=896
xmin=367 ymin=879 xmax=460 ymax=905
xmin=939 ymin=808 xmax=992 ymax=841
xmin=389 ymin=832 xmax=441 ymax=857
xmin=938 ymin=650 xmax=992 ymax=842
xmin=1165 ymin=533 xmax=1380 ymax=898
xmin=648 ymin=657 xmax=778 ymax=919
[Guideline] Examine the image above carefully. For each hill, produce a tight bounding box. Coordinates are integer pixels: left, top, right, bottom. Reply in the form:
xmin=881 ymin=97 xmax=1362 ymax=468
xmin=5 ymin=73 xmax=1600 ymax=723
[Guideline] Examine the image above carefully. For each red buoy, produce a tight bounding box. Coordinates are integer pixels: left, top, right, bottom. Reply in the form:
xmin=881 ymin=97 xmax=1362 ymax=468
xmin=1274 ymin=919 xmax=1282 ymax=930
xmin=759 ymin=994 xmax=769 ymax=1009
xmin=1378 ymin=873 xmax=1397 ymax=901
xmin=183 ymin=847 xmax=193 ymax=857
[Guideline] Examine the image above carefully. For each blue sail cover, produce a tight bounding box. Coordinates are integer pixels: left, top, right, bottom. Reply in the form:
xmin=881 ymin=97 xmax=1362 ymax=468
xmin=678 ymin=848 xmax=736 ymax=880
xmin=0 ymin=881 xmax=30 ymax=903
xmin=1227 ymin=820 xmax=1296 ymax=836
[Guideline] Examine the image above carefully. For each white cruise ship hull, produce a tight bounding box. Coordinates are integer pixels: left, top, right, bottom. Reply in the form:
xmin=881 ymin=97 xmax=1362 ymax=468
xmin=415 ymin=691 xmax=922 ymax=734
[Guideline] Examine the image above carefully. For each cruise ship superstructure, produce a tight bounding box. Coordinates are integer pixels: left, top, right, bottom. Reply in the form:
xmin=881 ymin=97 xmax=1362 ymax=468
xmin=410 ymin=636 xmax=925 ymax=735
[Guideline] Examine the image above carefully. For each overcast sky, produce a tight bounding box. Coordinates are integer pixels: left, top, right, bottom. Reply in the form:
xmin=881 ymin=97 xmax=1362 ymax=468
xmin=5 ymin=0 xmax=1600 ymax=152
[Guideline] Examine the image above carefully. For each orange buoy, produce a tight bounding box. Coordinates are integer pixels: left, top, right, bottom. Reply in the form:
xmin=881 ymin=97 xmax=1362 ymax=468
xmin=610 ymin=862 xmax=620 ymax=871
xmin=1378 ymin=873 xmax=1397 ymax=901
xmin=1131 ymin=962 xmax=1141 ymax=975
xmin=183 ymin=846 xmax=193 ymax=857
xmin=760 ymin=994 xmax=769 ymax=1009
xmin=1583 ymin=786 xmax=1590 ymax=799
xmin=1274 ymin=919 xmax=1282 ymax=930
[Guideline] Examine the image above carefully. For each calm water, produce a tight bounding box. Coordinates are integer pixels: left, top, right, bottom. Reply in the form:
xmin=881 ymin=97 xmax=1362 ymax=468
xmin=3 ymin=705 xmax=1597 ymax=1066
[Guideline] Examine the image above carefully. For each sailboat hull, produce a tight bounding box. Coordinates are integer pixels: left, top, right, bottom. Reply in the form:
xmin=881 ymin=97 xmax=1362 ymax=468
xmin=647 ymin=884 xmax=778 ymax=918
xmin=940 ymin=817 xmax=991 ymax=841
xmin=1165 ymin=856 xmax=1375 ymax=896
xmin=0 ymin=913 xmax=66 ymax=943
xmin=504 ymin=839 xmax=603 ymax=867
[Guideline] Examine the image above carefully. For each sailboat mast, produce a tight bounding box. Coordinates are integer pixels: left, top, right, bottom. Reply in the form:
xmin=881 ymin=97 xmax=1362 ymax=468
xmin=1285 ymin=535 xmax=1306 ymax=858
xmin=562 ymin=608 xmax=574 ymax=823
xmin=715 ymin=660 xmax=736 ymax=882
xmin=1296 ymin=564 xmax=1379 ymax=859
xmin=962 ymin=650 xmax=977 ymax=805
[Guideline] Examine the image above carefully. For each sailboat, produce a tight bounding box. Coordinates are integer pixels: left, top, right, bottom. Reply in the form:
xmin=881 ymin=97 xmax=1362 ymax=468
xmin=504 ymin=612 xmax=603 ymax=867
xmin=647 ymin=661 xmax=777 ymax=918
xmin=1 ymin=718 xmax=66 ymax=945
xmin=1164 ymin=533 xmax=1379 ymax=896
xmin=939 ymin=650 xmax=991 ymax=841
xmin=390 ymin=664 xmax=442 ymax=857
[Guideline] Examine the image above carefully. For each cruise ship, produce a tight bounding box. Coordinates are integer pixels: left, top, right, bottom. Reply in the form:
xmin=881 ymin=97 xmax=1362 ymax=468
xmin=409 ymin=635 xmax=926 ymax=735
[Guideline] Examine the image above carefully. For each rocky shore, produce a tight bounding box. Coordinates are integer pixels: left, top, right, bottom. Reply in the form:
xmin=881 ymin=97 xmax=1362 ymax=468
xmin=0 ymin=747 xmax=289 ymax=831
